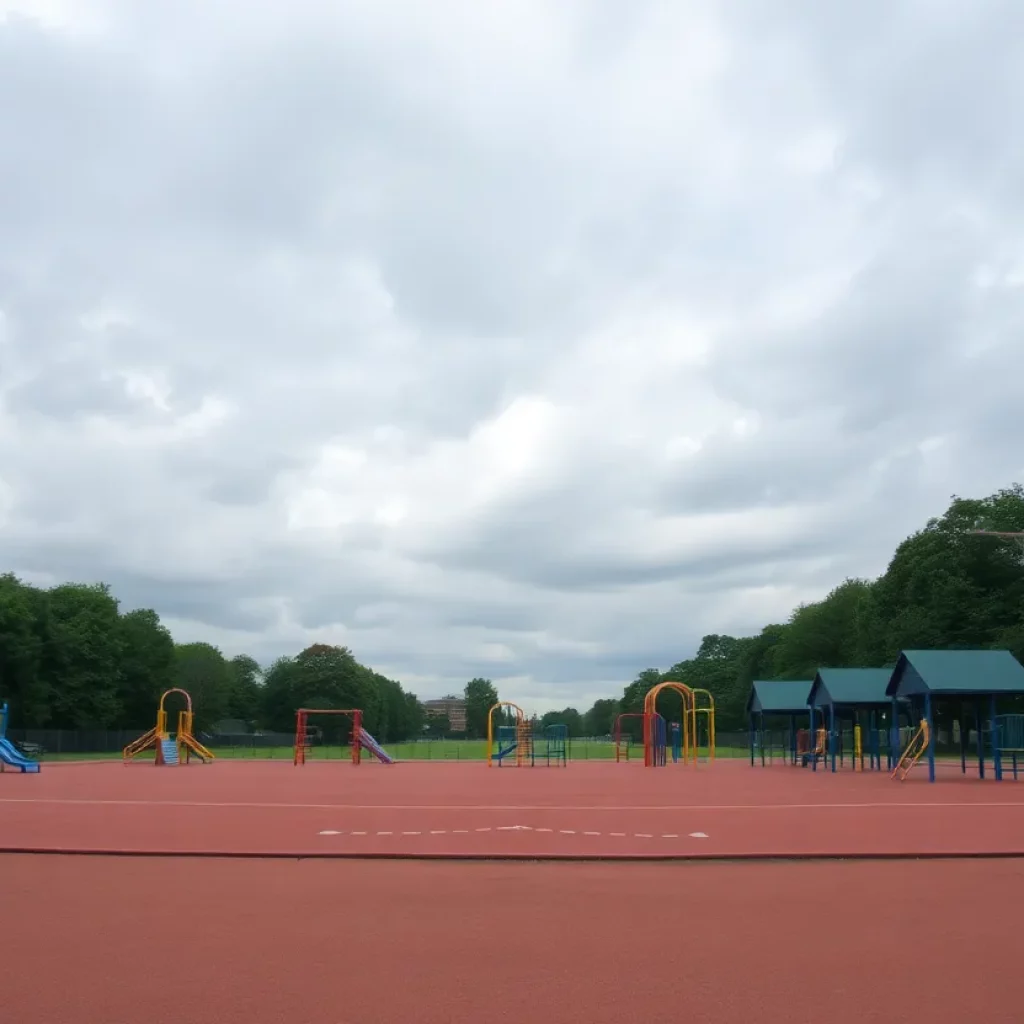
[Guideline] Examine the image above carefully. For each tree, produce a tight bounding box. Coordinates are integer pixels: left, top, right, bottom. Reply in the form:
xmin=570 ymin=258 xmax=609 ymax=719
xmin=226 ymin=654 xmax=263 ymax=724
xmin=0 ymin=574 xmax=48 ymax=726
xmin=44 ymin=583 xmax=124 ymax=728
xmin=540 ymin=707 xmax=583 ymax=737
xmin=117 ymin=608 xmax=176 ymax=727
xmin=582 ymin=698 xmax=619 ymax=736
xmin=174 ymin=642 xmax=232 ymax=729
xmin=464 ymin=677 xmax=499 ymax=739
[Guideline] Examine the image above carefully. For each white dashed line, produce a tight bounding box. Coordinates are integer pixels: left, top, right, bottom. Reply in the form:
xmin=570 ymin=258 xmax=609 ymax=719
xmin=317 ymin=825 xmax=711 ymax=843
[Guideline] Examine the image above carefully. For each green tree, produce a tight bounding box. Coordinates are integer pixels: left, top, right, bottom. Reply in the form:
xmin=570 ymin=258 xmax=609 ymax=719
xmin=0 ymin=574 xmax=48 ymax=726
xmin=463 ymin=677 xmax=499 ymax=739
xmin=174 ymin=642 xmax=232 ymax=729
xmin=44 ymin=583 xmax=124 ymax=728
xmin=117 ymin=608 xmax=176 ymax=727
xmin=540 ymin=707 xmax=583 ymax=737
xmin=226 ymin=654 xmax=263 ymax=723
xmin=582 ymin=698 xmax=619 ymax=736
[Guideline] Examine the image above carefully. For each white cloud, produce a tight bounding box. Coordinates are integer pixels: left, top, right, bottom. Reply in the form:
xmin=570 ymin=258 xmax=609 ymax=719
xmin=2 ymin=0 xmax=1023 ymax=711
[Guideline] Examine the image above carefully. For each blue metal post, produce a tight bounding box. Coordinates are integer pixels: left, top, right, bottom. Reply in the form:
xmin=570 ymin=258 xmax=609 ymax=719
xmin=959 ymin=703 xmax=967 ymax=776
xmin=889 ymin=698 xmax=899 ymax=771
xmin=810 ymin=704 xmax=817 ymax=772
xmin=991 ymin=694 xmax=1002 ymax=782
xmin=830 ymin=703 xmax=837 ymax=773
xmin=976 ymin=700 xmax=985 ymax=779
xmin=924 ymin=693 xmax=935 ymax=783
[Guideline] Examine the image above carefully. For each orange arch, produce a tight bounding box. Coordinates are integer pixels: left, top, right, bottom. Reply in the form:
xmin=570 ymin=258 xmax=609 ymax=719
xmin=158 ymin=688 xmax=193 ymax=714
xmin=487 ymin=701 xmax=527 ymax=767
xmin=644 ymin=681 xmax=695 ymax=766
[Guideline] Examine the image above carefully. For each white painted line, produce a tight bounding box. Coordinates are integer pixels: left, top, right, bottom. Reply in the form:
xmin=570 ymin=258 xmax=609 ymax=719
xmin=559 ymin=830 xmax=576 ymax=834
xmin=535 ymin=827 xmax=553 ymax=832
xmin=583 ymin=831 xmax=601 ymax=836
xmin=377 ymin=831 xmax=393 ymax=835
xmin=610 ymin=832 xmax=626 ymax=837
xmin=318 ymin=830 xmax=341 ymax=836
xmin=662 ymin=834 xmax=679 ymax=838
xmin=689 ymin=832 xmax=709 ymax=839
xmin=429 ymin=830 xmax=447 ymax=835
xmin=475 ymin=827 xmax=491 ymax=832
xmin=7 ymin=797 xmax=1022 ymax=812
xmin=351 ymin=831 xmax=367 ymax=836
xmin=453 ymin=829 xmax=469 ymax=834
xmin=401 ymin=831 xmax=421 ymax=835
xmin=635 ymin=833 xmax=653 ymax=838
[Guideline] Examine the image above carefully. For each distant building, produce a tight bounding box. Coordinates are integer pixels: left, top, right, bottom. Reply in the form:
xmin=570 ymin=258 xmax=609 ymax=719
xmin=423 ymin=696 xmax=467 ymax=733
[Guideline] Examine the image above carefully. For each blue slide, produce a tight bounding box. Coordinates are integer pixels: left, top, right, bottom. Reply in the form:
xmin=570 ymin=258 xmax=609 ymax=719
xmin=0 ymin=738 xmax=41 ymax=773
xmin=358 ymin=727 xmax=395 ymax=764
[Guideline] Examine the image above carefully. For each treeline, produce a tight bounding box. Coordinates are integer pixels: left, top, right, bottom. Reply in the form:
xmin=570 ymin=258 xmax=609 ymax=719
xmin=0 ymin=579 xmax=424 ymax=741
xmin=3 ymin=485 xmax=1023 ymax=741
xmin=542 ymin=485 xmax=1024 ymax=735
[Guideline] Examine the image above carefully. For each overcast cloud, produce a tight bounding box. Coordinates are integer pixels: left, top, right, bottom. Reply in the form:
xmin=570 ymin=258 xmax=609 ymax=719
xmin=2 ymin=0 xmax=1023 ymax=711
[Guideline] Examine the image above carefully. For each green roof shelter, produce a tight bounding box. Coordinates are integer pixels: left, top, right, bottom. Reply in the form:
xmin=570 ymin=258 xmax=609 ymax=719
xmin=746 ymin=680 xmax=813 ymax=766
xmin=807 ymin=668 xmax=903 ymax=774
xmin=885 ymin=649 xmax=1024 ymax=782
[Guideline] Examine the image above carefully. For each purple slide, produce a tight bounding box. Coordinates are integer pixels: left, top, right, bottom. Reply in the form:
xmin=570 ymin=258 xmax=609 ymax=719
xmin=358 ymin=727 xmax=395 ymax=764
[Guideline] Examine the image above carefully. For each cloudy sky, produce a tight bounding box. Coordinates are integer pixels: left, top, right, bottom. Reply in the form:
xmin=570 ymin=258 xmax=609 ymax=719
xmin=2 ymin=1 xmax=1023 ymax=711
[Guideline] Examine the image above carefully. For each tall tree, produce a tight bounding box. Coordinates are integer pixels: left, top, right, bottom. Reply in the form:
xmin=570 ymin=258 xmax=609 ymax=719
xmin=117 ymin=608 xmax=177 ymax=727
xmin=174 ymin=642 xmax=232 ymax=728
xmin=44 ymin=583 xmax=124 ymax=728
xmin=463 ymin=677 xmax=499 ymax=739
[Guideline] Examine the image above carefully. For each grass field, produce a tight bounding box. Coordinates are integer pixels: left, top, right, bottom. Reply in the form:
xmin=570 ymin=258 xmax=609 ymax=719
xmin=33 ymin=738 xmax=752 ymax=763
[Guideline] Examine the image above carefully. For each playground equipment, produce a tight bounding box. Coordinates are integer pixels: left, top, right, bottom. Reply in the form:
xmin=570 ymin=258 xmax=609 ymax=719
xmin=995 ymin=715 xmax=1024 ymax=780
xmin=486 ymin=703 xmax=568 ymax=767
xmin=891 ymin=719 xmax=930 ymax=781
xmin=613 ymin=711 xmax=660 ymax=762
xmin=292 ymin=708 xmax=394 ymax=765
xmin=796 ymin=727 xmax=826 ymax=767
xmin=0 ymin=702 xmax=40 ymax=773
xmin=641 ymin=681 xmax=716 ymax=767
xmin=535 ymin=724 xmax=568 ymax=766
xmin=122 ymin=689 xmax=215 ymax=765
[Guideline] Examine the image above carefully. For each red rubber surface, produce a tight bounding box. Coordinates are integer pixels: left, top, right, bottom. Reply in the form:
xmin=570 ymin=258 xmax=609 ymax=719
xmin=1 ymin=855 xmax=1022 ymax=1023
xmin=1 ymin=759 xmax=1023 ymax=858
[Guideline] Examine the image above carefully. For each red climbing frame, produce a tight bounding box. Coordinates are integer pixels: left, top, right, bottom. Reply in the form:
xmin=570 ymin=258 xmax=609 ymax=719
xmin=612 ymin=712 xmax=663 ymax=762
xmin=293 ymin=708 xmax=363 ymax=765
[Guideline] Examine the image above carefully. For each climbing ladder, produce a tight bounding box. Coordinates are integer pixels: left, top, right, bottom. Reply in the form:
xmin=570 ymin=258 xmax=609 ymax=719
xmin=891 ymin=720 xmax=929 ymax=781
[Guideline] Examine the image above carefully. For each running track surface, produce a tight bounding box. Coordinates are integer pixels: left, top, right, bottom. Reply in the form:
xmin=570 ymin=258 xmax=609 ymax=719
xmin=1 ymin=759 xmax=1023 ymax=857
xmin=2 ymin=856 xmax=1022 ymax=1024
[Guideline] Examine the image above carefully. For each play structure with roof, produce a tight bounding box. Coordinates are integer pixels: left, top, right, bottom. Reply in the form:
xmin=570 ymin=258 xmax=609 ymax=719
xmin=122 ymin=688 xmax=215 ymax=766
xmin=747 ymin=649 xmax=1024 ymax=782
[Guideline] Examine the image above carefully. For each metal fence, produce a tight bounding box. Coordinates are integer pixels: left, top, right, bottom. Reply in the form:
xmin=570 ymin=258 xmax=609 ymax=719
xmin=6 ymin=728 xmax=756 ymax=760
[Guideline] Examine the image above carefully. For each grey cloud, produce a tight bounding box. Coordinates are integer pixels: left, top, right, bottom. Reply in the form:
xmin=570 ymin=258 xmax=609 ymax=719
xmin=2 ymin=2 xmax=1023 ymax=711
